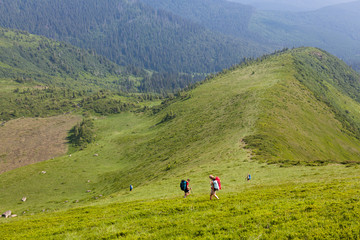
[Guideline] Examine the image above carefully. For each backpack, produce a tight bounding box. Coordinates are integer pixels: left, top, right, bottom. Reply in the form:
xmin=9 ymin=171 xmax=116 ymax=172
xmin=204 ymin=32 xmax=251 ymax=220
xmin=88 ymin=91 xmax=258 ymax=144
xmin=180 ymin=180 xmax=187 ymax=191
xmin=215 ymin=176 xmax=221 ymax=190
xmin=213 ymin=180 xmax=219 ymax=190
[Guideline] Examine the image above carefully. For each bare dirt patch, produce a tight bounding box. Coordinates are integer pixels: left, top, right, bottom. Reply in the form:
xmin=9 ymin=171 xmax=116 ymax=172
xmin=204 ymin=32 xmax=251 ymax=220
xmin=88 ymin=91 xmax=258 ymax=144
xmin=0 ymin=115 xmax=81 ymax=174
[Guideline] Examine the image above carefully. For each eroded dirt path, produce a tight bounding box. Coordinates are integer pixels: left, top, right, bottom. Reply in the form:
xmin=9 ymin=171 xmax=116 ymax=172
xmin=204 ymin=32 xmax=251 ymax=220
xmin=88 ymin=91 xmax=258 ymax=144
xmin=0 ymin=115 xmax=81 ymax=174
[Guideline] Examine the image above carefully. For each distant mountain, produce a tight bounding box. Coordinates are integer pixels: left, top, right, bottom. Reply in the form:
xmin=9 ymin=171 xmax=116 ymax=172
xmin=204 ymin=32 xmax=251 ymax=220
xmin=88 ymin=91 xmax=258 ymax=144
xmin=139 ymin=0 xmax=360 ymax=71
xmin=227 ymin=0 xmax=355 ymax=11
xmin=248 ymin=1 xmax=360 ymax=70
xmin=0 ymin=0 xmax=265 ymax=74
xmin=1 ymin=0 xmax=359 ymax=74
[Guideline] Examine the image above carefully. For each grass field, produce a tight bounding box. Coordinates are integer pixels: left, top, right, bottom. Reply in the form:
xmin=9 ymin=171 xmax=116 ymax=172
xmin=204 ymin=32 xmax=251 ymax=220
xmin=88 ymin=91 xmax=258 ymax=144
xmin=1 ymin=162 xmax=359 ymax=239
xmin=1 ymin=48 xmax=360 ymax=238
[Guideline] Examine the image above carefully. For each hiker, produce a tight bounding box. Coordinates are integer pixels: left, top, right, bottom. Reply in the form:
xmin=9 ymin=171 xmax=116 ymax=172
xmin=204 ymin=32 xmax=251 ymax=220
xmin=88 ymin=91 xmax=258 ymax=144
xmin=130 ymin=185 xmax=133 ymax=191
xmin=180 ymin=179 xmax=191 ymax=198
xmin=209 ymin=175 xmax=220 ymax=200
xmin=246 ymin=174 xmax=251 ymax=181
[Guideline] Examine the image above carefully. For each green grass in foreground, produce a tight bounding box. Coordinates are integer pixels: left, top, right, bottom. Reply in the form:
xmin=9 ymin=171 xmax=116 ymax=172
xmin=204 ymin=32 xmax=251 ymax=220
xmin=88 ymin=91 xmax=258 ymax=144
xmin=1 ymin=172 xmax=359 ymax=239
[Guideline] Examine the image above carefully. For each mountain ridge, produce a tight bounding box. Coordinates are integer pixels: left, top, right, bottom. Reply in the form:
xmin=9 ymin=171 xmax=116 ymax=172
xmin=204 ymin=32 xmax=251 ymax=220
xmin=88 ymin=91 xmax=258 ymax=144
xmin=242 ymin=48 xmax=360 ymax=164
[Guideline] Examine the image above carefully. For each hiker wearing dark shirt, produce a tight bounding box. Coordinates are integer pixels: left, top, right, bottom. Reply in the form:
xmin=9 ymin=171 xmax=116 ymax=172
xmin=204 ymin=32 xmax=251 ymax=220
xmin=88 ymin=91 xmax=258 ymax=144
xmin=246 ymin=174 xmax=251 ymax=181
xmin=184 ymin=179 xmax=191 ymax=198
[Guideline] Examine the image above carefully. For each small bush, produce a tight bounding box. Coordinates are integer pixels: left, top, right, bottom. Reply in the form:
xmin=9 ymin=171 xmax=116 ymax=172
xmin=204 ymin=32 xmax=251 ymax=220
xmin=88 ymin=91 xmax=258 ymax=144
xmin=68 ymin=118 xmax=95 ymax=148
xmin=159 ymin=111 xmax=176 ymax=124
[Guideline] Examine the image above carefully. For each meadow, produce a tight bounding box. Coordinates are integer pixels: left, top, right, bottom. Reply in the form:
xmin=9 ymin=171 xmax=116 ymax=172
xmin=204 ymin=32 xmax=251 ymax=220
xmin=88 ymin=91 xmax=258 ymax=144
xmin=1 ymin=48 xmax=360 ymax=239
xmin=1 ymin=161 xmax=359 ymax=239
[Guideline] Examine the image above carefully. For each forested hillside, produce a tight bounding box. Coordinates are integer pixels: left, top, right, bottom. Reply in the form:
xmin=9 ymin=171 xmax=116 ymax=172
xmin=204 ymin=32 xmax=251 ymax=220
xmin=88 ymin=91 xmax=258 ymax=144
xmin=0 ymin=0 xmax=264 ymax=73
xmin=0 ymin=27 xmax=138 ymax=91
xmin=0 ymin=26 xmax=202 ymax=91
xmin=0 ymin=27 xmax=195 ymax=120
xmin=140 ymin=0 xmax=255 ymax=38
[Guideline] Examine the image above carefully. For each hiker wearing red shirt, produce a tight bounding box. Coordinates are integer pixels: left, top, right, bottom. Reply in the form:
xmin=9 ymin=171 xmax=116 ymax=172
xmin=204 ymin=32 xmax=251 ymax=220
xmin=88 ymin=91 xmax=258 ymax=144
xmin=180 ymin=179 xmax=191 ymax=198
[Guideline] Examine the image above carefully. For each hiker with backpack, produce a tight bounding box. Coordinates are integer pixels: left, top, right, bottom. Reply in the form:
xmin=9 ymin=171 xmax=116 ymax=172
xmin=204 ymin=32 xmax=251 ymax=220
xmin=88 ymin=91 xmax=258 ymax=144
xmin=209 ymin=175 xmax=221 ymax=200
xmin=180 ymin=179 xmax=191 ymax=198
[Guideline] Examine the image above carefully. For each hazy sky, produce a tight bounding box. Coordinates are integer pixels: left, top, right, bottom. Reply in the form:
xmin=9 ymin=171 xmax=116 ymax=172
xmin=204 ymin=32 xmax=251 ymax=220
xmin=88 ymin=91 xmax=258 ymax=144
xmin=227 ymin=0 xmax=357 ymax=11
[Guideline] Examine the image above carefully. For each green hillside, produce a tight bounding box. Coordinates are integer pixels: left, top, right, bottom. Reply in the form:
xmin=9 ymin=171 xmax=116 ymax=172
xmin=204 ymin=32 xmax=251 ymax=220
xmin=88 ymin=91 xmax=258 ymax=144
xmin=0 ymin=27 xmax=193 ymax=120
xmin=0 ymin=27 xmax=198 ymax=93
xmin=1 ymin=48 xmax=360 ymax=238
xmin=0 ymin=27 xmax=131 ymax=91
xmin=244 ymin=48 xmax=360 ymax=164
xmin=0 ymin=27 xmax=133 ymax=120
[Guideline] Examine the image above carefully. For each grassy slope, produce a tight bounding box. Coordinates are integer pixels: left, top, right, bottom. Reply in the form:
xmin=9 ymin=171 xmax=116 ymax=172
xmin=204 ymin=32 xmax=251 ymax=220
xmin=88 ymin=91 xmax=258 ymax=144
xmin=0 ymin=27 xmax=137 ymax=91
xmin=0 ymin=54 xmax=269 ymax=213
xmin=244 ymin=48 xmax=360 ymax=164
xmin=1 ymin=172 xmax=360 ymax=239
xmin=1 ymin=48 xmax=360 ymax=238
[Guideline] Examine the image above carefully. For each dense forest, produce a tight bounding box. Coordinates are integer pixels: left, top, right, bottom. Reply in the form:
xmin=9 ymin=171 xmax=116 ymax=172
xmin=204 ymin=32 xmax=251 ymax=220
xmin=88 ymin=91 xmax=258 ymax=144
xmin=140 ymin=0 xmax=255 ymax=39
xmin=0 ymin=0 xmax=264 ymax=74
